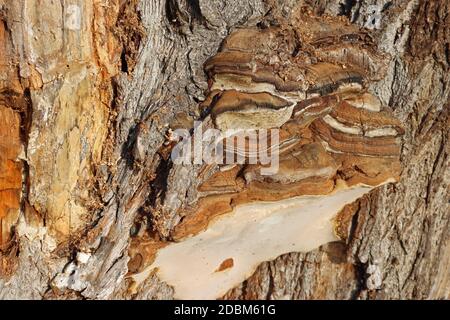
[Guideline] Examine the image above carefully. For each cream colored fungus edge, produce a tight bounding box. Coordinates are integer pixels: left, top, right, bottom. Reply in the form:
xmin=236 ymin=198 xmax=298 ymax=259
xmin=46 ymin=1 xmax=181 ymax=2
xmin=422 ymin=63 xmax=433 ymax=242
xmin=132 ymin=182 xmax=391 ymax=299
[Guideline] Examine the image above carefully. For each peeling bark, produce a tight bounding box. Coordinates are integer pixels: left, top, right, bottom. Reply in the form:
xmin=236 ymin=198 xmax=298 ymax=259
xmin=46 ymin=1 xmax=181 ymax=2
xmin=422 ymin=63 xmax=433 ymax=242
xmin=0 ymin=0 xmax=448 ymax=300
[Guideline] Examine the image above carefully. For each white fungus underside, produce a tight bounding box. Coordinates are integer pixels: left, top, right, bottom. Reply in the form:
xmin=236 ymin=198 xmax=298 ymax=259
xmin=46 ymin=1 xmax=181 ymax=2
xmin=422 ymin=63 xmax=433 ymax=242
xmin=133 ymin=184 xmax=385 ymax=299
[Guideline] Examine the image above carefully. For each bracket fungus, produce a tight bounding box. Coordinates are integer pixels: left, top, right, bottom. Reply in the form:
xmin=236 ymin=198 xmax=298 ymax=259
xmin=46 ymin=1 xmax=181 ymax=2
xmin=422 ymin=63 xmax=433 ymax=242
xmin=130 ymin=10 xmax=403 ymax=299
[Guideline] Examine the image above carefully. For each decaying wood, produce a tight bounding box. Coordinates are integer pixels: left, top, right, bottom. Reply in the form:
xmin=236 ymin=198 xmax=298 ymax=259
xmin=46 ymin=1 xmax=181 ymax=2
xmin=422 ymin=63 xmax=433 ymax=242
xmin=0 ymin=0 xmax=448 ymax=300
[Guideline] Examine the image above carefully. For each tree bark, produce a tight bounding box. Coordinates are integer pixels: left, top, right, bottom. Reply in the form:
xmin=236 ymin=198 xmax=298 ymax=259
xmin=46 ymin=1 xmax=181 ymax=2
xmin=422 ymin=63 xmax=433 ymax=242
xmin=0 ymin=0 xmax=448 ymax=299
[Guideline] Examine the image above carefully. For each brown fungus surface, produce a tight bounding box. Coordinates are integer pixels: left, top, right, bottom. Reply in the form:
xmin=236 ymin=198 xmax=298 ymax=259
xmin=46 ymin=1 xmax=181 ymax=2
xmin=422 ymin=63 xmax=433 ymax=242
xmin=129 ymin=9 xmax=403 ymax=299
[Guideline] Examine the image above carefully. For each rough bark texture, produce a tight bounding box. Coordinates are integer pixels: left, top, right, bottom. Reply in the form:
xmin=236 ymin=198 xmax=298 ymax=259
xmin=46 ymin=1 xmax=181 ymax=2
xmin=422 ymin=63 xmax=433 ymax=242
xmin=0 ymin=0 xmax=448 ymax=299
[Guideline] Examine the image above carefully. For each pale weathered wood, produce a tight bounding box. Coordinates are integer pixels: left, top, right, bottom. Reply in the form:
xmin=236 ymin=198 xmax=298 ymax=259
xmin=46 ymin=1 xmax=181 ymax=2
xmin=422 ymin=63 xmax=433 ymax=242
xmin=0 ymin=0 xmax=448 ymax=299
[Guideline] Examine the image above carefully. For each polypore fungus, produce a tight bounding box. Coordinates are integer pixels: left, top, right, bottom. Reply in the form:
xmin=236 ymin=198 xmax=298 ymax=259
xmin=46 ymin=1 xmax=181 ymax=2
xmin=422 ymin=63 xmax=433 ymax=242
xmin=210 ymin=90 xmax=295 ymax=131
xmin=130 ymin=9 xmax=403 ymax=299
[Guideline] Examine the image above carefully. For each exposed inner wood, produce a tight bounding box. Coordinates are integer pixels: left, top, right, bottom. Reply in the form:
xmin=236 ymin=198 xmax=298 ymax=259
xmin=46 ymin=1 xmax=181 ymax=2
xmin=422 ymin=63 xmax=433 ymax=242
xmin=0 ymin=0 xmax=448 ymax=300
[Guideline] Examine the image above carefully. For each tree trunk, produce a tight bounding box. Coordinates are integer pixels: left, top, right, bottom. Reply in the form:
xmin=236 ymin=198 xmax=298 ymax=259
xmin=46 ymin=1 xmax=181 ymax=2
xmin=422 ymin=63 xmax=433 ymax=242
xmin=0 ymin=0 xmax=448 ymax=299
